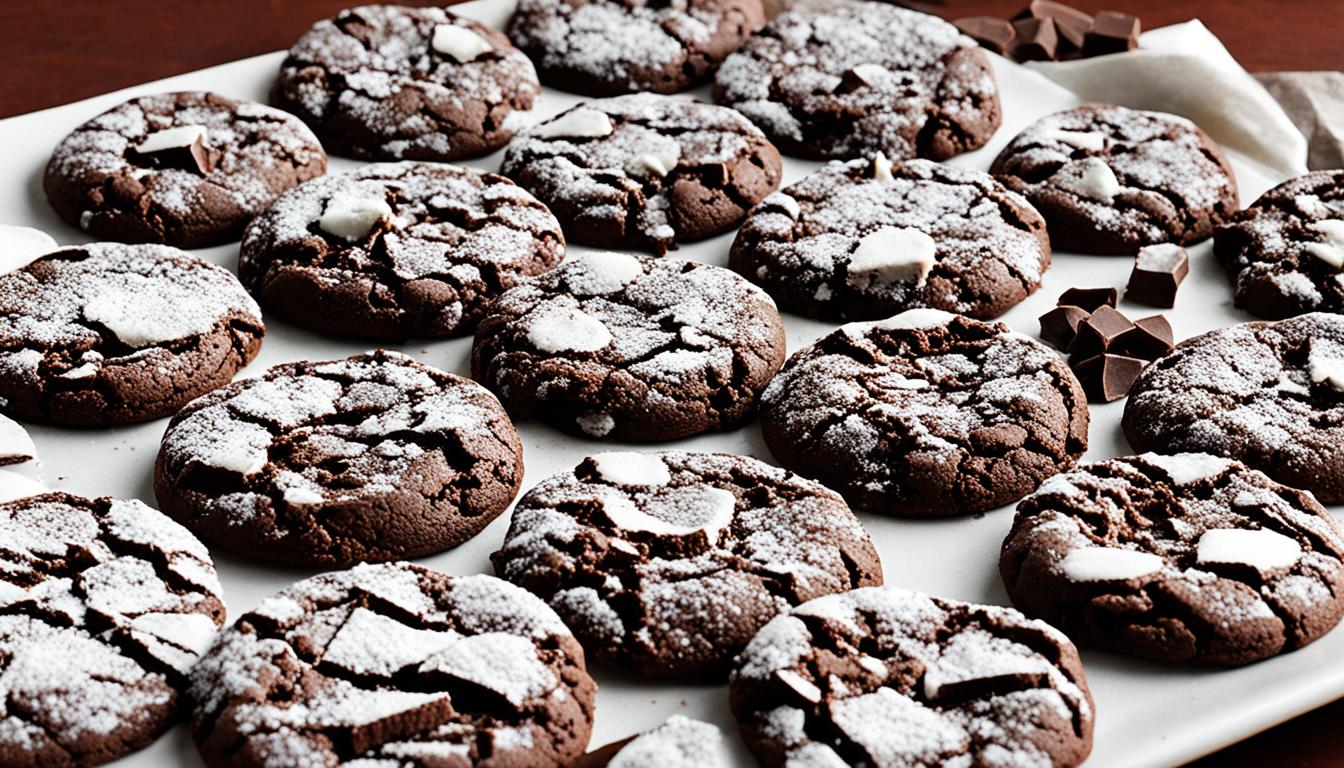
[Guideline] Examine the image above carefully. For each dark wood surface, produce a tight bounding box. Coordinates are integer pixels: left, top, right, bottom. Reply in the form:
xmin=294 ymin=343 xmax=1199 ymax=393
xmin=2 ymin=1 xmax=1343 ymax=765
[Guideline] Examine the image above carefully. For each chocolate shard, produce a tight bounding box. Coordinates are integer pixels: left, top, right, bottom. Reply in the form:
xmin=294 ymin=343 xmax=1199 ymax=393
xmin=1073 ymin=353 xmax=1147 ymax=402
xmin=1069 ymin=305 xmax=1134 ymax=360
xmin=1083 ymin=11 xmax=1140 ymax=57
xmin=1126 ymin=244 xmax=1189 ymax=308
xmin=1039 ymin=305 xmax=1090 ymax=351
xmin=131 ymin=131 xmax=217 ymax=175
xmin=1115 ymin=314 xmax=1175 ymax=361
xmin=954 ymin=16 xmax=1016 ymax=55
xmin=1013 ymin=1 xmax=1092 ymax=55
xmin=1011 ymin=17 xmax=1058 ymax=61
xmin=1057 ymin=286 xmax=1117 ymax=313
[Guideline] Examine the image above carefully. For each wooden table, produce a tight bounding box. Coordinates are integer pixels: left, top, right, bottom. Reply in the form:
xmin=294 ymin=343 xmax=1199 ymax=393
xmin=2 ymin=1 xmax=1341 ymax=765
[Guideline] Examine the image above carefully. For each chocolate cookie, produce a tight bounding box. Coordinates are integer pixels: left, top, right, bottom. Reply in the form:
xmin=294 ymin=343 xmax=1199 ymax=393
xmin=155 ymin=351 xmax=523 ymax=566
xmin=0 ymin=243 xmax=264 ymax=427
xmin=493 ymin=451 xmax=882 ymax=677
xmin=729 ymin=587 xmax=1095 ymax=768
xmin=189 ymin=563 xmax=596 ymax=768
xmin=44 ymin=91 xmax=326 ymax=248
xmin=507 ymin=0 xmax=765 ymax=96
xmin=990 ymin=103 xmax=1239 ymax=254
xmin=471 ymin=251 xmax=786 ymax=441
xmin=1214 ymin=170 xmax=1344 ymax=319
xmin=1123 ymin=313 xmax=1344 ymax=504
xmin=272 ymin=5 xmax=540 ymax=161
xmin=713 ymin=0 xmax=1001 ymax=160
xmin=1002 ymin=453 xmax=1344 ymax=665
xmin=760 ymin=309 xmax=1089 ymax=517
xmin=500 ymin=93 xmax=782 ymax=254
xmin=577 ymin=716 xmax=732 ymax=767
xmin=730 ymin=156 xmax=1051 ymax=321
xmin=0 ymin=493 xmax=225 ymax=767
xmin=240 ymin=161 xmax=565 ymax=339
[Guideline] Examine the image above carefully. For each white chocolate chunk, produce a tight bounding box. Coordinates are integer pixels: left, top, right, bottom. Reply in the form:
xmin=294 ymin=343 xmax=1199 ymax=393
xmin=872 ymin=153 xmax=894 ymax=181
xmin=525 ymin=304 xmax=612 ymax=353
xmin=0 ymin=415 xmax=36 ymax=465
xmin=846 ymin=226 xmax=937 ymax=290
xmin=1304 ymin=220 xmax=1344 ymax=268
xmin=590 ymin=452 xmax=671 ymax=487
xmin=1197 ymin=528 xmax=1302 ymax=571
xmin=1060 ymin=547 xmax=1163 ymax=582
xmin=134 ymin=125 xmax=207 ymax=154
xmin=0 ymin=469 xmax=46 ymax=503
xmin=848 ymin=63 xmax=887 ymax=85
xmin=600 ymin=486 xmax=736 ymax=542
xmin=576 ymin=413 xmax=614 ymax=437
xmin=1058 ymin=157 xmax=1121 ymax=202
xmin=431 ymin=24 xmax=493 ymax=63
xmin=775 ymin=669 xmax=822 ymax=703
xmin=318 ymin=193 xmax=393 ymax=242
xmin=0 ymin=225 xmax=58 ymax=276
xmin=629 ymin=142 xmax=680 ymax=178
xmin=1044 ymin=129 xmax=1106 ymax=152
xmin=531 ymin=107 xmax=613 ymax=140
xmin=1309 ymin=340 xmax=1344 ymax=391
xmin=570 ymin=251 xmax=644 ymax=294
xmin=1139 ymin=452 xmax=1234 ymax=485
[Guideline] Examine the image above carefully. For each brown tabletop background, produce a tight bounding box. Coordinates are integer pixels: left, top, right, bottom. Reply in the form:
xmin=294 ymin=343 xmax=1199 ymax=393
xmin=2 ymin=0 xmax=1343 ymax=765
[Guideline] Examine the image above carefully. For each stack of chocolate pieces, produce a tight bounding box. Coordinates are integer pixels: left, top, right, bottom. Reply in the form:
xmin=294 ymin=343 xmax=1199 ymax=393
xmin=1039 ymin=287 xmax=1175 ymax=403
xmin=954 ymin=1 xmax=1140 ymax=64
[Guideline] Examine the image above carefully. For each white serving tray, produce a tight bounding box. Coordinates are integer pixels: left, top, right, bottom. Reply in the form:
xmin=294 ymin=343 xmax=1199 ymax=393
xmin=0 ymin=1 xmax=1336 ymax=765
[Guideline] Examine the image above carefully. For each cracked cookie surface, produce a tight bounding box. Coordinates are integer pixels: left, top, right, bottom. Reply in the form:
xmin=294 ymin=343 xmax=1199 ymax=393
xmin=272 ymin=5 xmax=540 ymax=161
xmin=500 ymin=93 xmax=782 ymax=254
xmin=1123 ymin=313 xmax=1344 ymax=504
xmin=1002 ymin=453 xmax=1344 ymax=665
xmin=1214 ymin=170 xmax=1344 ymax=319
xmin=713 ymin=0 xmax=1001 ymax=161
xmin=471 ymin=251 xmax=786 ymax=441
xmin=731 ymin=157 xmax=1050 ymax=321
xmin=44 ymin=91 xmax=326 ymax=249
xmin=239 ymin=161 xmax=565 ymax=339
xmin=0 ymin=492 xmax=225 ymax=768
xmin=0 ymin=243 xmax=264 ymax=427
xmin=990 ymin=103 xmax=1238 ymax=255
xmin=492 ymin=451 xmax=882 ymax=677
xmin=189 ymin=563 xmax=596 ymax=768
xmin=760 ymin=309 xmax=1089 ymax=517
xmin=507 ymin=0 xmax=765 ymax=96
xmin=729 ymin=586 xmax=1094 ymax=768
xmin=154 ymin=351 xmax=523 ymax=566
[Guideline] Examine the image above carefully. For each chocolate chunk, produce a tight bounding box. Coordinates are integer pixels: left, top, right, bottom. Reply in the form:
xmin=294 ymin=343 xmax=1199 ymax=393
xmin=1058 ymin=286 xmax=1117 ymax=312
xmin=1069 ymin=305 xmax=1134 ymax=360
xmin=1126 ymin=243 xmax=1189 ymax=307
xmin=1011 ymin=17 xmax=1058 ymax=61
xmin=1039 ymin=305 xmax=1090 ymax=351
xmin=130 ymin=127 xmax=218 ymax=175
xmin=1115 ymin=315 xmax=1175 ymax=361
xmin=1013 ymin=1 xmax=1092 ymax=56
xmin=1083 ymin=11 xmax=1140 ymax=57
xmin=954 ymin=16 xmax=1016 ymax=55
xmin=1073 ymin=353 xmax=1146 ymax=402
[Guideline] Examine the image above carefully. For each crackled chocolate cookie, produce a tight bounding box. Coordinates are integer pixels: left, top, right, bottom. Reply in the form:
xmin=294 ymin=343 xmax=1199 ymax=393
xmin=0 ymin=243 xmax=264 ymax=427
xmin=713 ymin=0 xmax=1001 ymax=161
xmin=472 ymin=251 xmax=786 ymax=440
xmin=0 ymin=493 xmax=225 ymax=767
xmin=730 ymin=587 xmax=1094 ymax=768
xmin=731 ymin=156 xmax=1051 ymax=321
xmin=273 ymin=5 xmax=540 ymax=161
xmin=1214 ymin=170 xmax=1344 ymax=319
xmin=577 ymin=716 xmax=732 ymax=767
xmin=493 ymin=451 xmax=881 ymax=677
xmin=155 ymin=351 xmax=522 ymax=566
xmin=508 ymin=0 xmax=765 ymax=96
xmin=990 ymin=103 xmax=1238 ymax=254
xmin=501 ymin=94 xmax=782 ymax=253
xmin=760 ymin=309 xmax=1089 ymax=517
xmin=44 ymin=91 xmax=326 ymax=248
xmin=1002 ymin=453 xmax=1344 ymax=665
xmin=189 ymin=563 xmax=596 ymax=768
xmin=240 ymin=162 xmax=565 ymax=339
xmin=1123 ymin=313 xmax=1344 ymax=504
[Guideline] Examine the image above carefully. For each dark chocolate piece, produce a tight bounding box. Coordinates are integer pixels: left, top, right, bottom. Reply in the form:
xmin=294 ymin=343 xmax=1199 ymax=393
xmin=1011 ymin=17 xmax=1058 ymax=61
xmin=1126 ymin=243 xmax=1189 ymax=307
xmin=1039 ymin=305 xmax=1090 ymax=351
xmin=1115 ymin=315 xmax=1175 ymax=361
xmin=954 ymin=16 xmax=1016 ymax=55
xmin=1083 ymin=11 xmax=1140 ymax=57
xmin=1013 ymin=1 xmax=1092 ymax=55
xmin=1073 ymin=353 xmax=1146 ymax=402
xmin=1069 ymin=305 xmax=1134 ymax=360
xmin=131 ymin=132 xmax=217 ymax=175
xmin=1058 ymin=286 xmax=1117 ymax=312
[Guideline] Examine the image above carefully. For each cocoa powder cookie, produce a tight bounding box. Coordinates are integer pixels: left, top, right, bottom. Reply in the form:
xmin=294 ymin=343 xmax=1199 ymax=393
xmin=272 ymin=5 xmax=540 ymax=161
xmin=1214 ymin=170 xmax=1344 ymax=319
xmin=0 ymin=243 xmax=264 ymax=427
xmin=0 ymin=493 xmax=226 ymax=767
xmin=760 ymin=309 xmax=1089 ymax=517
xmin=731 ymin=156 xmax=1051 ymax=321
xmin=729 ymin=587 xmax=1095 ymax=768
xmin=492 ymin=451 xmax=882 ymax=677
xmin=577 ymin=716 xmax=732 ymax=767
xmin=44 ymin=91 xmax=326 ymax=248
xmin=1002 ymin=453 xmax=1344 ymax=665
xmin=471 ymin=251 xmax=787 ymax=441
xmin=990 ymin=103 xmax=1239 ymax=254
xmin=189 ymin=563 xmax=596 ymax=768
xmin=500 ymin=93 xmax=782 ymax=254
xmin=155 ymin=351 xmax=522 ymax=566
xmin=240 ymin=161 xmax=565 ymax=339
xmin=507 ymin=0 xmax=765 ymax=96
xmin=713 ymin=0 xmax=1002 ymax=161
xmin=1123 ymin=313 xmax=1344 ymax=504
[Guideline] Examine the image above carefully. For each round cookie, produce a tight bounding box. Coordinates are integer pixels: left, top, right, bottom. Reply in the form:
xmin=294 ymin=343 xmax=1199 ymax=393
xmin=240 ymin=161 xmax=565 ymax=339
xmin=1123 ymin=313 xmax=1344 ymax=504
xmin=729 ymin=587 xmax=1095 ymax=768
xmin=471 ymin=251 xmax=787 ymax=441
xmin=44 ymin=91 xmax=326 ymax=249
xmin=0 ymin=493 xmax=226 ymax=767
xmin=577 ymin=716 xmax=732 ymax=767
xmin=730 ymin=156 xmax=1051 ymax=321
xmin=0 ymin=243 xmax=264 ymax=427
xmin=188 ymin=563 xmax=596 ymax=768
xmin=713 ymin=0 xmax=1001 ymax=161
xmin=507 ymin=0 xmax=765 ymax=96
xmin=155 ymin=351 xmax=523 ymax=566
xmin=1002 ymin=453 xmax=1344 ymax=665
xmin=1214 ymin=170 xmax=1344 ymax=319
xmin=492 ymin=451 xmax=882 ymax=677
xmin=760 ymin=308 xmax=1089 ymax=517
xmin=272 ymin=5 xmax=540 ymax=161
xmin=989 ymin=103 xmax=1239 ymax=255
xmin=500 ymin=93 xmax=782 ymax=254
